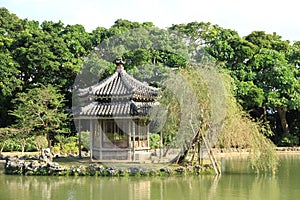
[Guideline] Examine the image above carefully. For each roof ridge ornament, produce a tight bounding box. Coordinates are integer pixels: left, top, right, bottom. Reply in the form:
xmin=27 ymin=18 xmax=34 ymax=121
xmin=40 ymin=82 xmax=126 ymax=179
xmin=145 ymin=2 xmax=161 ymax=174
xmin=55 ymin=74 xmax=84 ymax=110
xmin=114 ymin=58 xmax=125 ymax=72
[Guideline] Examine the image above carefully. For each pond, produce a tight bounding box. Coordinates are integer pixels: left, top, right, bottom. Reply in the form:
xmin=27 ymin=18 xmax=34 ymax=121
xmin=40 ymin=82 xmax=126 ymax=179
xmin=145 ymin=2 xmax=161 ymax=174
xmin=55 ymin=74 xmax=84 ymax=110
xmin=0 ymin=154 xmax=299 ymax=200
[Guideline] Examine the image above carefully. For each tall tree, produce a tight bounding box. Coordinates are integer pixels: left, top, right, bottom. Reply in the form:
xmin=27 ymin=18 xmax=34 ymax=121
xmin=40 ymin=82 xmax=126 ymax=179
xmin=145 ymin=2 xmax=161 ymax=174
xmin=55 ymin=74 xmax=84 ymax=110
xmin=0 ymin=8 xmax=25 ymax=127
xmin=10 ymin=85 xmax=68 ymax=147
xmin=251 ymin=48 xmax=300 ymax=136
xmin=170 ymin=22 xmax=300 ymax=142
xmin=213 ymin=31 xmax=300 ymax=138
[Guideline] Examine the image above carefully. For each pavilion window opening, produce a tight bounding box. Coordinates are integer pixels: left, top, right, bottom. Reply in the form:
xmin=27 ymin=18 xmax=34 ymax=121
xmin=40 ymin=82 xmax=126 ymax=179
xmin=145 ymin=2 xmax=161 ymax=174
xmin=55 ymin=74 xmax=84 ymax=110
xmin=133 ymin=119 xmax=149 ymax=147
xmin=102 ymin=119 xmax=129 ymax=148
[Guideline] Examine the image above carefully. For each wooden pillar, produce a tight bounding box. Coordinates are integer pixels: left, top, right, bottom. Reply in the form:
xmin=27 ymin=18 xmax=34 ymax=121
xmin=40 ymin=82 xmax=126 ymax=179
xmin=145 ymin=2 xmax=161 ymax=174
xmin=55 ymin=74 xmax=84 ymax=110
xmin=132 ymin=120 xmax=135 ymax=161
xmin=128 ymin=119 xmax=132 ymax=160
xmin=78 ymin=119 xmax=82 ymax=158
xmin=147 ymin=123 xmax=150 ymax=150
xmin=138 ymin=120 xmax=140 ymax=146
xmin=99 ymin=120 xmax=102 ymax=160
xmin=90 ymin=119 xmax=93 ymax=161
xmin=160 ymin=131 xmax=163 ymax=159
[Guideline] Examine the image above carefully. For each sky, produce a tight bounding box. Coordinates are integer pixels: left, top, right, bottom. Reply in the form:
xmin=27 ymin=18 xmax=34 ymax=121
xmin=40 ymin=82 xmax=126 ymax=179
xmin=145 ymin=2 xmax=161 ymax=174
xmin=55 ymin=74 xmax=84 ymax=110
xmin=1 ymin=0 xmax=300 ymax=41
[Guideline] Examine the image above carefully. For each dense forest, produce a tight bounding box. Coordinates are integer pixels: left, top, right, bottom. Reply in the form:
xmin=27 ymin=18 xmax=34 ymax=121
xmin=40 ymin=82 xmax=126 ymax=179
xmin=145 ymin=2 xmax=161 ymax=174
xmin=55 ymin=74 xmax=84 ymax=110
xmin=0 ymin=7 xmax=299 ymax=160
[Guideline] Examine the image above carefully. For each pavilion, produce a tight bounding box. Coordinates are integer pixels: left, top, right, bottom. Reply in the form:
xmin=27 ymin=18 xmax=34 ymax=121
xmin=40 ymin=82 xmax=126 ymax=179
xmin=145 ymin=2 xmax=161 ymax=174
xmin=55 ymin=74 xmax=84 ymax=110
xmin=74 ymin=58 xmax=161 ymax=160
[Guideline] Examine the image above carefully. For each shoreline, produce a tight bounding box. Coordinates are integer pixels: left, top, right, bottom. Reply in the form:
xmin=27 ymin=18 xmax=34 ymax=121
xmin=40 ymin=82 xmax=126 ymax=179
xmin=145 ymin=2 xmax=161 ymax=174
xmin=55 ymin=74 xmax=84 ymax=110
xmin=2 ymin=146 xmax=300 ymax=160
xmin=214 ymin=147 xmax=300 ymax=158
xmin=1 ymin=148 xmax=300 ymax=177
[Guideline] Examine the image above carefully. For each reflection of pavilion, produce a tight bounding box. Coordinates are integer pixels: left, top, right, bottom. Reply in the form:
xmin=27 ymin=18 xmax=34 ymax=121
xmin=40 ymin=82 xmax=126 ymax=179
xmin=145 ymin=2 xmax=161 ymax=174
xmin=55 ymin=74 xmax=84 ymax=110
xmin=74 ymin=59 xmax=160 ymax=160
xmin=128 ymin=180 xmax=151 ymax=200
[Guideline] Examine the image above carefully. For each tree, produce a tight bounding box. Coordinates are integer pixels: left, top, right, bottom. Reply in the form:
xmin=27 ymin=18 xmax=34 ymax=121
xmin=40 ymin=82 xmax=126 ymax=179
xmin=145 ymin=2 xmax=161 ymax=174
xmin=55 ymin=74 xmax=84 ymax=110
xmin=288 ymin=41 xmax=300 ymax=66
xmin=218 ymin=31 xmax=300 ymax=139
xmin=220 ymin=31 xmax=300 ymax=139
xmin=0 ymin=8 xmax=93 ymax=128
xmin=10 ymin=84 xmax=68 ymax=148
xmin=251 ymin=48 xmax=300 ymax=136
xmin=0 ymin=35 xmax=22 ymax=127
xmin=0 ymin=8 xmax=25 ymax=127
xmin=169 ymin=21 xmax=300 ymax=146
xmin=34 ymin=135 xmax=48 ymax=153
xmin=0 ymin=128 xmax=18 ymax=154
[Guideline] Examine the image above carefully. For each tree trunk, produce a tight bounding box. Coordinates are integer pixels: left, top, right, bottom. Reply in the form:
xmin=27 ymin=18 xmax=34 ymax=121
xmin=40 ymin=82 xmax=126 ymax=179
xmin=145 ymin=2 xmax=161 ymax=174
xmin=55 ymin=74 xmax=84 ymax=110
xmin=277 ymin=106 xmax=289 ymax=136
xmin=21 ymin=144 xmax=25 ymax=156
xmin=46 ymin=131 xmax=51 ymax=148
xmin=20 ymin=138 xmax=26 ymax=156
xmin=263 ymin=106 xmax=268 ymax=121
xmin=0 ymin=141 xmax=7 ymax=154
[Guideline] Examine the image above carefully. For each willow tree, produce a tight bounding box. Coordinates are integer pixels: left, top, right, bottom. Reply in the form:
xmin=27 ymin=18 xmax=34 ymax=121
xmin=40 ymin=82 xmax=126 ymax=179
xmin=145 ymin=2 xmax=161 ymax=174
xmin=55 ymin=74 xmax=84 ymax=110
xmin=155 ymin=63 xmax=278 ymax=173
xmin=217 ymin=73 xmax=279 ymax=173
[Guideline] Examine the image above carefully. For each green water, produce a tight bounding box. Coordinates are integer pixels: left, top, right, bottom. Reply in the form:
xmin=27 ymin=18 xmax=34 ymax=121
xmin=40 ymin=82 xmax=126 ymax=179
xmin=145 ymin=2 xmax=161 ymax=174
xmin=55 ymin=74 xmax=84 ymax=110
xmin=0 ymin=154 xmax=299 ymax=200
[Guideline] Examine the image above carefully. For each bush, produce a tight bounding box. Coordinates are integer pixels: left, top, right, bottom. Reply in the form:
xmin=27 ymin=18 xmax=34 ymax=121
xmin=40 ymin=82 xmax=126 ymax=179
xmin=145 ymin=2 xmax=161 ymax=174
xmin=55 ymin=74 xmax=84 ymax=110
xmin=80 ymin=131 xmax=90 ymax=150
xmin=3 ymin=138 xmax=21 ymax=152
xmin=53 ymin=135 xmax=79 ymax=155
xmin=2 ymin=136 xmax=45 ymax=152
xmin=34 ymin=136 xmax=48 ymax=151
xmin=61 ymin=142 xmax=78 ymax=155
xmin=25 ymin=137 xmax=38 ymax=152
xmin=51 ymin=145 xmax=60 ymax=155
xmin=150 ymin=133 xmax=160 ymax=149
xmin=280 ymin=135 xmax=299 ymax=147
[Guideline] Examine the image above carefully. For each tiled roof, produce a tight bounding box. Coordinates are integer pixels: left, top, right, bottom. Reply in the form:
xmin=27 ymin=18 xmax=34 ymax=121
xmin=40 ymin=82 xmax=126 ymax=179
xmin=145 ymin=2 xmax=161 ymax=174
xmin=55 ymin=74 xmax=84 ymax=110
xmin=75 ymin=68 xmax=161 ymax=118
xmin=77 ymin=101 xmax=159 ymax=117
xmin=77 ymin=69 xmax=160 ymax=101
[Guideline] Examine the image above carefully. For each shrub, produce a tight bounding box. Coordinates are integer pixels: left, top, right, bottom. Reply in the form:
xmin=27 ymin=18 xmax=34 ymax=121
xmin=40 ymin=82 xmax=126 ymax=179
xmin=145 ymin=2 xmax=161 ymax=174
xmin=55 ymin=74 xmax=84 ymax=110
xmin=80 ymin=131 xmax=90 ymax=150
xmin=280 ymin=135 xmax=299 ymax=147
xmin=51 ymin=145 xmax=60 ymax=155
xmin=3 ymin=138 xmax=21 ymax=152
xmin=25 ymin=137 xmax=38 ymax=152
xmin=150 ymin=133 xmax=160 ymax=149
xmin=34 ymin=136 xmax=48 ymax=151
xmin=52 ymin=135 xmax=79 ymax=155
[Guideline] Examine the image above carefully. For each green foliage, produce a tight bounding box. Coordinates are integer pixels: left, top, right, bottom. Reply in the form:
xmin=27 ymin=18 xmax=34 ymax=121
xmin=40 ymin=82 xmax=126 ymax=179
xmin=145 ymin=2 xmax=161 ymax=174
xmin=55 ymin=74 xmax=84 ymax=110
xmin=159 ymin=86 xmax=180 ymax=145
xmin=34 ymin=136 xmax=48 ymax=151
xmin=80 ymin=131 xmax=90 ymax=150
xmin=0 ymin=128 xmax=17 ymax=152
xmin=10 ymin=84 xmax=68 ymax=147
xmin=216 ymin=73 xmax=279 ymax=173
xmin=0 ymin=8 xmax=93 ymax=128
xmin=25 ymin=137 xmax=38 ymax=152
xmin=249 ymin=130 xmax=279 ymax=174
xmin=149 ymin=133 xmax=160 ymax=149
xmin=288 ymin=41 xmax=300 ymax=65
xmin=1 ymin=136 xmax=45 ymax=153
xmin=280 ymin=135 xmax=299 ymax=147
xmin=53 ymin=135 xmax=78 ymax=155
xmin=0 ymin=8 xmax=299 ymax=175
xmin=171 ymin=20 xmax=300 ymax=143
xmin=235 ymin=81 xmax=264 ymax=107
xmin=3 ymin=138 xmax=21 ymax=152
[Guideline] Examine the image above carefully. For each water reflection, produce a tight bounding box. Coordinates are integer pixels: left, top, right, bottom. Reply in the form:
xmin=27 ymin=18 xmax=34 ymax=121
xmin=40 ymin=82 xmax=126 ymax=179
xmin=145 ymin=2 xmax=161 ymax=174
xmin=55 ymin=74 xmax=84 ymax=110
xmin=1 ymin=155 xmax=300 ymax=200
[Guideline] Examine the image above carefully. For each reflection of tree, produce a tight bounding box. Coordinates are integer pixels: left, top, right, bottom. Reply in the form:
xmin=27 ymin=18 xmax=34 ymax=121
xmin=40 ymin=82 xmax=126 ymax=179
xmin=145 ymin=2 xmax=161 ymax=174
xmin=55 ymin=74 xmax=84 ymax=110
xmin=2 ymin=175 xmax=153 ymax=200
xmin=207 ymin=175 xmax=221 ymax=200
xmin=3 ymin=176 xmax=85 ymax=200
xmin=277 ymin=155 xmax=300 ymax=199
xmin=3 ymin=156 xmax=299 ymax=200
xmin=2 ymin=155 xmax=299 ymax=200
xmin=217 ymin=157 xmax=280 ymax=200
xmin=150 ymin=176 xmax=219 ymax=200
